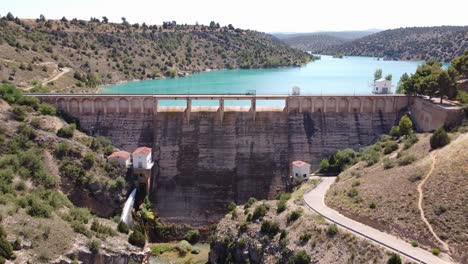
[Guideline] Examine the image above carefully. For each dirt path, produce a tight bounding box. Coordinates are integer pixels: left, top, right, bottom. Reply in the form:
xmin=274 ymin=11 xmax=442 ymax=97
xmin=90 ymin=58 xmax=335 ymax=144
xmin=24 ymin=67 xmax=71 ymax=91
xmin=303 ymin=177 xmax=453 ymax=264
xmin=417 ymin=152 xmax=451 ymax=254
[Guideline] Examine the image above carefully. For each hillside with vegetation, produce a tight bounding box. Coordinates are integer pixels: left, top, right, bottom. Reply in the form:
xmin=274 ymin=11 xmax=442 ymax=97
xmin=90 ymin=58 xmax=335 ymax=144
xmin=0 ymin=84 xmax=149 ymax=262
xmin=323 ymin=26 xmax=468 ymax=62
xmin=324 ymin=116 xmax=468 ymax=263
xmin=0 ymin=13 xmax=312 ymax=93
xmin=208 ymin=181 xmax=400 ymax=263
xmin=281 ymin=34 xmax=347 ymax=53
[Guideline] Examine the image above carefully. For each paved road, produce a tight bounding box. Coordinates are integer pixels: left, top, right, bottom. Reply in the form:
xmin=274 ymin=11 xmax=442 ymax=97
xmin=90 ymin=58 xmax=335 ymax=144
xmin=303 ymin=177 xmax=453 ymax=264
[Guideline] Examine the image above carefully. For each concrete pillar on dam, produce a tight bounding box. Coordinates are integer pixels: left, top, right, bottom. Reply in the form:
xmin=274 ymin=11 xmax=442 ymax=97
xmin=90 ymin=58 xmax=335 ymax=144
xmin=186 ymin=98 xmax=192 ymax=122
xmin=219 ymin=98 xmax=224 ymax=123
xmin=251 ymin=98 xmax=256 ymax=121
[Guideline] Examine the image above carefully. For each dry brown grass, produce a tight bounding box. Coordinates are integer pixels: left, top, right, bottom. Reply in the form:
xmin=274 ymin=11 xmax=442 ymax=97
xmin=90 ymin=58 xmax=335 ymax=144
xmin=325 ymin=132 xmax=468 ymax=262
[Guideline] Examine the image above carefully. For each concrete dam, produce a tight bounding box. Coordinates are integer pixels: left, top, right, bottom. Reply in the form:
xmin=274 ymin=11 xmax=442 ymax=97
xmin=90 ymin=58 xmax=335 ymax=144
xmin=35 ymin=94 xmax=462 ymax=226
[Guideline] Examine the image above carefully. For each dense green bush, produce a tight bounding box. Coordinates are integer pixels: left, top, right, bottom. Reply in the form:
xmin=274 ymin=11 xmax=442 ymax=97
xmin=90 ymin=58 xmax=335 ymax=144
xmin=60 ymin=159 xmax=87 ymax=184
xmin=82 ymin=153 xmax=95 ymax=169
xmin=288 ymin=250 xmax=310 ymax=264
xmin=398 ymin=155 xmax=416 ymax=166
xmin=399 ymin=115 xmax=413 ymax=136
xmin=128 ymin=230 xmax=146 ymax=248
xmin=11 ymin=105 xmax=27 ymax=121
xmin=57 ymin=123 xmax=76 ymax=138
xmin=227 ymin=201 xmax=236 ymax=211
xmin=71 ymin=221 xmax=91 ymax=237
xmin=239 ymin=221 xmax=248 ymax=232
xmin=320 ymin=148 xmax=356 ymax=173
xmin=299 ymin=233 xmax=312 ymax=243
xmin=327 ymin=224 xmax=338 ymax=236
xmin=276 ymin=199 xmax=287 ymax=214
xmin=91 ymin=220 xmax=116 ymax=237
xmin=389 ymin=126 xmax=400 ymax=138
xmin=117 ymin=221 xmax=129 ymax=234
xmin=430 ymin=127 xmax=450 ymax=149
xmin=252 ymin=203 xmax=268 ymax=220
xmin=260 ymin=220 xmax=279 ymax=237
xmin=287 ymin=209 xmax=302 ymax=224
xmin=0 ymin=84 xmax=23 ymax=104
xmin=387 ymin=253 xmax=402 ymax=264
xmin=88 ymin=239 xmax=100 ymax=253
xmin=383 ymin=140 xmax=398 ymax=154
xmin=403 ymin=133 xmax=419 ymax=149
xmin=66 ymin=207 xmax=91 ymax=224
xmin=244 ymin=197 xmax=257 ymax=209
xmin=360 ymin=145 xmax=380 ymax=166
xmin=432 ymin=248 xmax=440 ymax=255
xmin=38 ymin=103 xmax=56 ymax=116
xmin=0 ymin=236 xmax=13 ymax=261
xmin=23 ymin=195 xmax=53 ymax=218
xmin=184 ymin=230 xmax=200 ymax=244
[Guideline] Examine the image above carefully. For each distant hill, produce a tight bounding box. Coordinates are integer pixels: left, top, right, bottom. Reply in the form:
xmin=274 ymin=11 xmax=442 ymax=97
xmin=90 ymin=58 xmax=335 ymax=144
xmin=323 ymin=26 xmax=468 ymax=62
xmin=281 ymin=34 xmax=348 ymax=53
xmin=273 ymin=30 xmax=380 ymax=52
xmin=0 ymin=16 xmax=311 ymax=92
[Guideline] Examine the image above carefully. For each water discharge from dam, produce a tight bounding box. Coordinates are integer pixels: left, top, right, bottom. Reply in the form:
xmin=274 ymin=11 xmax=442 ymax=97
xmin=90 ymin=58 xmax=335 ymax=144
xmin=121 ymin=188 xmax=137 ymax=227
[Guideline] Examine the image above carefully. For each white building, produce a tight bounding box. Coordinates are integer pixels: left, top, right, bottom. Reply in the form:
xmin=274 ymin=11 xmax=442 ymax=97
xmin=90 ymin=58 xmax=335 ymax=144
xmin=132 ymin=147 xmax=154 ymax=170
xmin=292 ymin=86 xmax=301 ymax=95
xmin=291 ymin=160 xmax=311 ymax=181
xmin=108 ymin=151 xmax=131 ymax=168
xmin=372 ymin=78 xmax=393 ymax=94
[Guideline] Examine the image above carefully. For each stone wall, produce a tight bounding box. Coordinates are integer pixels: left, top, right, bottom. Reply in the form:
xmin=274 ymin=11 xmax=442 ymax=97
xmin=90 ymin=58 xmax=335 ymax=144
xmin=33 ymin=94 xmax=462 ymax=226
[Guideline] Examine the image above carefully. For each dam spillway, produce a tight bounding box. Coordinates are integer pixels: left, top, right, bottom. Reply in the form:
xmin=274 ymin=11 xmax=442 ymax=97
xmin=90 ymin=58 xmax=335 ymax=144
xmin=33 ymin=94 xmax=462 ymax=225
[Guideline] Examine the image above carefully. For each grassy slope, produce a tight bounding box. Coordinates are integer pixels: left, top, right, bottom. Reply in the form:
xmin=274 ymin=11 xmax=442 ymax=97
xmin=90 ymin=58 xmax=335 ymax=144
xmin=210 ymin=180 xmax=390 ymax=263
xmin=0 ymin=18 xmax=311 ymax=92
xmin=0 ymin=97 xmax=139 ymax=262
xmin=325 ymin=131 xmax=468 ymax=262
xmin=323 ymin=26 xmax=468 ymax=62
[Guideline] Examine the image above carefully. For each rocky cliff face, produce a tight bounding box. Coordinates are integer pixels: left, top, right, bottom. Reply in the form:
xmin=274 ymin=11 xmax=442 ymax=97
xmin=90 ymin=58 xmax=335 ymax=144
xmin=75 ymin=109 xmax=396 ymax=226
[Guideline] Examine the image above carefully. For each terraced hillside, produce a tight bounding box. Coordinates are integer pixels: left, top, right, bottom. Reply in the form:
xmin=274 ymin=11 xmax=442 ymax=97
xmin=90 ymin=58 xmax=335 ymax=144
xmin=323 ymin=26 xmax=468 ymax=62
xmin=0 ymin=15 xmax=311 ymax=92
xmin=325 ymin=130 xmax=468 ymax=263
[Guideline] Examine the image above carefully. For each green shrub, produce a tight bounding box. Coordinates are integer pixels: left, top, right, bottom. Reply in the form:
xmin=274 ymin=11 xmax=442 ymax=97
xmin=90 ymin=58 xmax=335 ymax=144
xmin=320 ymin=148 xmax=356 ymax=173
xmin=88 ymin=239 xmax=100 ymax=253
xmin=287 ymin=209 xmax=302 ymax=224
xmin=403 ymin=133 xmax=418 ymax=149
xmin=71 ymin=221 xmax=91 ymax=237
xmin=38 ymin=103 xmax=56 ymax=116
xmin=432 ymin=248 xmax=440 ymax=255
xmin=91 ymin=220 xmax=116 ymax=237
xmin=369 ymin=202 xmax=376 ymax=209
xmin=252 ymin=203 xmax=268 ymax=220
xmin=387 ymin=253 xmax=402 ymax=264
xmin=117 ymin=221 xmax=129 ymax=234
xmin=67 ymin=207 xmax=91 ymax=224
xmin=239 ymin=221 xmax=248 ymax=232
xmin=260 ymin=220 xmax=279 ymax=237
xmin=11 ymin=105 xmax=27 ymax=121
xmin=389 ymin=126 xmax=400 ymax=138
xmin=398 ymin=155 xmax=416 ymax=166
xmin=25 ymin=197 xmax=52 ymax=218
xmin=399 ymin=115 xmax=413 ymax=136
xmin=0 ymin=236 xmax=13 ymax=260
xmin=60 ymin=160 xmax=87 ymax=184
xmin=17 ymin=96 xmax=40 ymax=109
xmin=299 ymin=233 xmax=312 ymax=243
xmin=128 ymin=231 xmax=146 ymax=248
xmin=319 ymin=159 xmax=330 ymax=172
xmin=408 ymin=173 xmax=422 ymax=182
xmin=277 ymin=192 xmax=291 ymax=201
xmin=227 ymin=201 xmax=236 ymax=211
xmin=57 ymin=123 xmax=76 ymax=138
xmin=0 ymin=84 xmax=23 ymax=104
xmin=410 ymin=241 xmax=418 ymax=247
xmin=184 ymin=230 xmax=200 ymax=244
xmin=82 ymin=153 xmax=95 ymax=169
xmin=347 ymin=188 xmax=358 ymax=198
xmin=430 ymin=127 xmax=450 ymax=149
xmin=30 ymin=118 xmax=41 ymax=128
xmin=382 ymin=157 xmax=395 ymax=169
xmin=360 ymin=146 xmax=380 ymax=166
xmin=151 ymin=244 xmax=173 ymax=255
xmin=383 ymin=141 xmax=398 ymax=154
xmin=288 ymin=250 xmax=310 ymax=264
xmin=276 ymin=199 xmax=287 ymax=214
xmin=327 ymin=224 xmax=338 ymax=236
xmin=244 ymin=197 xmax=257 ymax=209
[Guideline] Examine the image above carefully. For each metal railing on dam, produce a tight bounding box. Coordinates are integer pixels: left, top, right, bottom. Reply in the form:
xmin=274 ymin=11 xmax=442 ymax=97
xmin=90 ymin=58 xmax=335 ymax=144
xmin=31 ymin=93 xmax=409 ymax=121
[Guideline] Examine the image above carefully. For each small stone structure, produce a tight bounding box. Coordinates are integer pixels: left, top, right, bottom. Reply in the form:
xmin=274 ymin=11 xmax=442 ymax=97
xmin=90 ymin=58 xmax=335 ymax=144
xmin=291 ymin=160 xmax=311 ymax=181
xmin=132 ymin=147 xmax=153 ymax=194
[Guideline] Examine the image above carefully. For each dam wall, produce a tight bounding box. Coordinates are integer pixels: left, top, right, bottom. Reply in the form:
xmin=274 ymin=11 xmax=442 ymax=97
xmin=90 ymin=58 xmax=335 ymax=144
xmin=35 ymin=94 xmax=452 ymax=225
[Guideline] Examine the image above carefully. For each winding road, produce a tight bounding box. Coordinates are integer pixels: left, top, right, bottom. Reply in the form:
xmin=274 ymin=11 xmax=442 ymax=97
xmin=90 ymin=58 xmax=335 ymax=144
xmin=25 ymin=67 xmax=71 ymax=91
xmin=303 ymin=177 xmax=453 ymax=264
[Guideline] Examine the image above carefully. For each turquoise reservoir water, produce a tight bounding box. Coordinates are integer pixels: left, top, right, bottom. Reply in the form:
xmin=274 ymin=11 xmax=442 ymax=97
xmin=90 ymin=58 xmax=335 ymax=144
xmin=103 ymin=55 xmax=421 ymax=106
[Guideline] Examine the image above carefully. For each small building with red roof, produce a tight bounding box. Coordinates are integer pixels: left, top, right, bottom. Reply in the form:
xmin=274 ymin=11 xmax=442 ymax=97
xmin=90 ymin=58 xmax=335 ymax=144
xmin=108 ymin=151 xmax=131 ymax=168
xmin=132 ymin=147 xmax=154 ymax=170
xmin=291 ymin=160 xmax=311 ymax=181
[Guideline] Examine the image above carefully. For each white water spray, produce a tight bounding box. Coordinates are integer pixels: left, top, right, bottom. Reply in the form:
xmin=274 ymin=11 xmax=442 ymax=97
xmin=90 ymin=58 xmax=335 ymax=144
xmin=120 ymin=188 xmax=137 ymax=227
